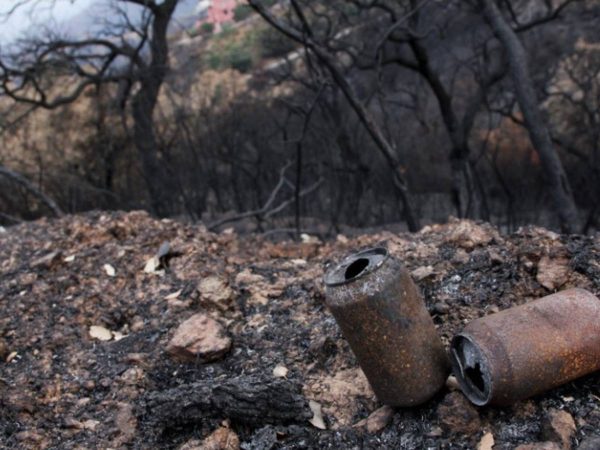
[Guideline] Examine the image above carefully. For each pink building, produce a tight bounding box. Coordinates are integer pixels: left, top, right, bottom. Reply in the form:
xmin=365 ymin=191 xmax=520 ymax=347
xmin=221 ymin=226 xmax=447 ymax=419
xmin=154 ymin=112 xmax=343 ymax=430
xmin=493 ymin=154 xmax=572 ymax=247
xmin=207 ymin=0 xmax=239 ymax=26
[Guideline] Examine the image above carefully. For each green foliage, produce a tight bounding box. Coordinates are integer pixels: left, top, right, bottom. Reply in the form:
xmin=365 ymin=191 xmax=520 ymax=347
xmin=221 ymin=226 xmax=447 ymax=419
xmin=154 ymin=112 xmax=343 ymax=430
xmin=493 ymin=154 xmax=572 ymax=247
xmin=205 ymin=41 xmax=254 ymax=73
xmin=258 ymin=27 xmax=296 ymax=58
xmin=233 ymin=4 xmax=253 ymax=22
xmin=225 ymin=44 xmax=253 ymax=73
xmin=207 ymin=51 xmax=222 ymax=70
xmin=187 ymin=27 xmax=200 ymax=37
xmin=218 ymin=23 xmax=235 ymax=39
xmin=200 ymin=22 xmax=215 ymax=35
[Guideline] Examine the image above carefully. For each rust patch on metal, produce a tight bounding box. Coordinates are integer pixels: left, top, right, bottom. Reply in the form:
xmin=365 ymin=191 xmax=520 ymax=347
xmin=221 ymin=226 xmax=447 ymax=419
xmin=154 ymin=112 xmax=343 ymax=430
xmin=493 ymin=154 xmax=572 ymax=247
xmin=324 ymin=247 xmax=449 ymax=407
xmin=451 ymin=288 xmax=600 ymax=406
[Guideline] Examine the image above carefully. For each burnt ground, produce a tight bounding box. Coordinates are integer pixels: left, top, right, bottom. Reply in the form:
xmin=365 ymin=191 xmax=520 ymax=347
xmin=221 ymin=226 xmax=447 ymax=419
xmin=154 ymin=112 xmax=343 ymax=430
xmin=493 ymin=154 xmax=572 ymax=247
xmin=1 ymin=211 xmax=599 ymax=449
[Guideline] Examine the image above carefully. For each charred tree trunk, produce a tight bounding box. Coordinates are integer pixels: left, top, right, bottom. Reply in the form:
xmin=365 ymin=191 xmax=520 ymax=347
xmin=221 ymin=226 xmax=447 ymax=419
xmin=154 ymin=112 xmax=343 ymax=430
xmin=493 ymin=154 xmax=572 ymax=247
xmin=405 ymin=25 xmax=501 ymax=221
xmin=131 ymin=0 xmax=178 ymax=217
xmin=140 ymin=374 xmax=311 ymax=430
xmin=480 ymin=0 xmax=579 ymax=232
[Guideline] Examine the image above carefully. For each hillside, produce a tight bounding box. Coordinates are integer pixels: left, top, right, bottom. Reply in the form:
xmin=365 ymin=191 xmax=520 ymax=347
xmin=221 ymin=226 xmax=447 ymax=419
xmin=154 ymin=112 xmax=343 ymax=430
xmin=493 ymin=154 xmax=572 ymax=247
xmin=1 ymin=212 xmax=599 ymax=449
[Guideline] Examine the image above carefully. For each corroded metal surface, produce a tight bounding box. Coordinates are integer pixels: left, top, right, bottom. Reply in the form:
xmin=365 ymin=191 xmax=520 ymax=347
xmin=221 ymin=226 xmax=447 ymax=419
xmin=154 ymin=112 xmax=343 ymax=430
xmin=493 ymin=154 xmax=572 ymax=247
xmin=451 ymin=288 xmax=600 ymax=406
xmin=324 ymin=247 xmax=449 ymax=407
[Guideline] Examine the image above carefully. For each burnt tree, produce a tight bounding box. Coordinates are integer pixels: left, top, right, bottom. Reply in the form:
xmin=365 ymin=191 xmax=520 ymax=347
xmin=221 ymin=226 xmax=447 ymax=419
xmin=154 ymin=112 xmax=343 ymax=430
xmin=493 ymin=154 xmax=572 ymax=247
xmin=0 ymin=0 xmax=181 ymax=215
xmin=479 ymin=0 xmax=579 ymax=232
xmin=248 ymin=0 xmax=422 ymax=231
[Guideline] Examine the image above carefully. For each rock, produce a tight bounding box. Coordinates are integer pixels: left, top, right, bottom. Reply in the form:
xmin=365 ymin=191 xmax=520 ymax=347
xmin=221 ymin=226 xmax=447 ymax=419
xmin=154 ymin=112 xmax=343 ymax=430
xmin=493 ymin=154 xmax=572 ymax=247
xmin=432 ymin=302 xmax=450 ymax=315
xmin=82 ymin=419 xmax=100 ymax=431
xmin=199 ymin=426 xmax=240 ymax=450
xmin=336 ymin=234 xmax=349 ymax=244
xmin=235 ymin=269 xmax=265 ymax=285
xmin=272 ymin=365 xmax=288 ymax=378
xmin=165 ymin=290 xmax=182 ymax=300
xmin=198 ymin=276 xmax=235 ymax=311
xmin=64 ymin=417 xmax=84 ymax=429
xmin=487 ymin=305 xmax=500 ymax=314
xmin=144 ymin=255 xmax=161 ymax=273
xmin=89 ymin=325 xmax=113 ymax=341
xmin=113 ymin=402 xmax=137 ymax=446
xmin=120 ymin=367 xmax=145 ymax=385
xmin=515 ymin=443 xmax=562 ymax=450
xmin=488 ymin=248 xmax=505 ymax=264
xmin=541 ymin=408 xmax=576 ymax=450
xmin=537 ymin=256 xmax=570 ymax=290
xmin=30 ymin=251 xmax=62 ymax=269
xmin=309 ymin=400 xmax=326 ymax=430
xmin=166 ymin=313 xmax=232 ymax=363
xmin=15 ymin=430 xmax=46 ymax=444
xmin=427 ymin=426 xmax=443 ymax=437
xmin=477 ymin=432 xmax=494 ymax=450
xmin=300 ymin=233 xmax=320 ymax=244
xmin=577 ymin=435 xmax=600 ymax=450
xmin=353 ymin=405 xmax=394 ymax=433
xmin=6 ymin=351 xmax=18 ymax=363
xmin=411 ymin=265 xmax=435 ymax=281
xmin=305 ymin=367 xmax=375 ymax=427
xmin=445 ymin=375 xmax=460 ymax=391
xmin=436 ymin=392 xmax=481 ymax=435
xmin=130 ymin=317 xmax=145 ymax=332
xmin=445 ymin=219 xmax=497 ymax=249
xmin=103 ymin=263 xmax=116 ymax=277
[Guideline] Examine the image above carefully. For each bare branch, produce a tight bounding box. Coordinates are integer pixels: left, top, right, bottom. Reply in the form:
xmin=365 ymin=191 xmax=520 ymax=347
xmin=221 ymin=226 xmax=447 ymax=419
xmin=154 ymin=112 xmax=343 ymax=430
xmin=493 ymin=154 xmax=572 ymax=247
xmin=0 ymin=165 xmax=63 ymax=216
xmin=208 ymin=162 xmax=323 ymax=231
xmin=515 ymin=0 xmax=576 ymax=33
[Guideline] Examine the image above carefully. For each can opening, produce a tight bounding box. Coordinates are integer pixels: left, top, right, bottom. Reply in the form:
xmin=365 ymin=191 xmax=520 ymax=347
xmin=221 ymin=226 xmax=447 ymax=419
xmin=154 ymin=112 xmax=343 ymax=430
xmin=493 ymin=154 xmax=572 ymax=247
xmin=323 ymin=247 xmax=389 ymax=286
xmin=450 ymin=335 xmax=492 ymax=406
xmin=345 ymin=258 xmax=369 ymax=280
xmin=465 ymin=364 xmax=485 ymax=393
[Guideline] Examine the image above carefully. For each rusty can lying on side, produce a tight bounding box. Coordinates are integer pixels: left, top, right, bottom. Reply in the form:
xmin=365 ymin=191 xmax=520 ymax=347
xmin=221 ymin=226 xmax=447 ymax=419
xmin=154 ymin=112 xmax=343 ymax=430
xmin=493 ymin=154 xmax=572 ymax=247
xmin=323 ymin=247 xmax=449 ymax=407
xmin=451 ymin=288 xmax=600 ymax=406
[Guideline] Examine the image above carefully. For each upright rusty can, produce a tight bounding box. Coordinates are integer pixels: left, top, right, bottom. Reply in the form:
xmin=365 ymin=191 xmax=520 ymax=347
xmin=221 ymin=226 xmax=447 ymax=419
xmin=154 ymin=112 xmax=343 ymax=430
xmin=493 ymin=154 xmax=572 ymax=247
xmin=451 ymin=288 xmax=600 ymax=406
xmin=323 ymin=247 xmax=449 ymax=407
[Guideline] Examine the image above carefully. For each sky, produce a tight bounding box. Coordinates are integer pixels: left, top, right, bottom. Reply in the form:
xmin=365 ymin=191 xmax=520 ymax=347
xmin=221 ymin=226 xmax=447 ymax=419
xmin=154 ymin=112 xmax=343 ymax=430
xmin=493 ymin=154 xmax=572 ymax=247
xmin=0 ymin=0 xmax=198 ymax=44
xmin=0 ymin=0 xmax=95 ymax=42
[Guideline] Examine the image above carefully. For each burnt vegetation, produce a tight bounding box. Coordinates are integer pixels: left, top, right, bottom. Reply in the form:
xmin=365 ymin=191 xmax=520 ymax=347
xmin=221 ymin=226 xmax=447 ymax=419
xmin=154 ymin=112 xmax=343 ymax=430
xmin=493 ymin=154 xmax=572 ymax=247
xmin=0 ymin=0 xmax=598 ymax=235
xmin=2 ymin=2 xmax=600 ymax=448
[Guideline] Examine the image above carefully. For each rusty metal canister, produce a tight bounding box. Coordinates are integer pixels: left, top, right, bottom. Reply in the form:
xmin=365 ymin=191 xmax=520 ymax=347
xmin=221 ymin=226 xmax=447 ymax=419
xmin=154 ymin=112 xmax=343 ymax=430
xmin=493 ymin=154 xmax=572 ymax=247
xmin=451 ymin=288 xmax=600 ymax=406
xmin=323 ymin=247 xmax=449 ymax=407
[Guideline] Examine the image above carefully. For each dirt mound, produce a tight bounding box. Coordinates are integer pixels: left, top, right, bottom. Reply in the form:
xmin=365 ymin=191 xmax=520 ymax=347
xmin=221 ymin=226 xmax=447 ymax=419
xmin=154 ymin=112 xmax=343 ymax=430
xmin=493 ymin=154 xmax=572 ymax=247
xmin=1 ymin=212 xmax=599 ymax=449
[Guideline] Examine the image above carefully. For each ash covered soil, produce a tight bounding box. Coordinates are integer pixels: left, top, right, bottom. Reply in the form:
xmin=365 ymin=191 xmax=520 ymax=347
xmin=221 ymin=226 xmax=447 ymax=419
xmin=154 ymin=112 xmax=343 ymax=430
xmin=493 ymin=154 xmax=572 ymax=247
xmin=1 ymin=211 xmax=600 ymax=449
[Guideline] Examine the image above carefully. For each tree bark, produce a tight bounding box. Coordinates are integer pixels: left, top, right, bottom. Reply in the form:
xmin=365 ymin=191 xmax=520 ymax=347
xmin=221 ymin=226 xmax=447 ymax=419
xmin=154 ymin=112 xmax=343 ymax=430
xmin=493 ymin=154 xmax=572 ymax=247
xmin=131 ymin=0 xmax=179 ymax=216
xmin=140 ymin=374 xmax=311 ymax=430
xmin=480 ymin=0 xmax=579 ymax=232
xmin=408 ymin=39 xmax=478 ymax=219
